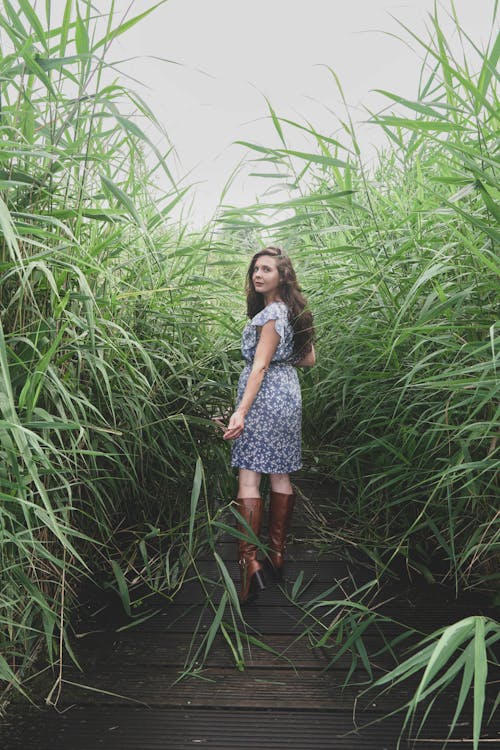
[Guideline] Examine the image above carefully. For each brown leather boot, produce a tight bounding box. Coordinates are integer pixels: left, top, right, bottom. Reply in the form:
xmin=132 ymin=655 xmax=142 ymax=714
xmin=236 ymin=497 xmax=265 ymax=604
xmin=266 ymin=491 xmax=295 ymax=582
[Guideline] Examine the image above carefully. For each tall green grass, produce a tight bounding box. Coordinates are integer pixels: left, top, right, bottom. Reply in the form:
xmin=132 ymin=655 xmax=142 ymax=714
xmin=218 ymin=5 xmax=499 ymax=744
xmin=222 ymin=4 xmax=499 ymax=596
xmin=0 ymin=0 xmax=498 ymax=745
xmin=0 ymin=0 xmax=239 ymax=707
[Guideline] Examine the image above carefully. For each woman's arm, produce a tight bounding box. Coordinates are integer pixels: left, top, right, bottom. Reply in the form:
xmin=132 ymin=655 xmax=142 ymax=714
xmin=223 ymin=320 xmax=280 ymax=441
xmin=295 ymin=344 xmax=316 ymax=368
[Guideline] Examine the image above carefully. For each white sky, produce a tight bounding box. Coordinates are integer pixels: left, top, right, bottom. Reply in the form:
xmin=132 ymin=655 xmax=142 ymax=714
xmin=54 ymin=1 xmax=496 ymax=225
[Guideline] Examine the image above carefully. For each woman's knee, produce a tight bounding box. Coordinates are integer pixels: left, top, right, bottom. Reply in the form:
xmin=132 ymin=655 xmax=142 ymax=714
xmin=238 ymin=469 xmax=261 ymax=497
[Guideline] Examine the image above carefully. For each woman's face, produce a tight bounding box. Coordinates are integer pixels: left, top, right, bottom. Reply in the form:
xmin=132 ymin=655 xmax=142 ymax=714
xmin=252 ymin=254 xmax=280 ymax=297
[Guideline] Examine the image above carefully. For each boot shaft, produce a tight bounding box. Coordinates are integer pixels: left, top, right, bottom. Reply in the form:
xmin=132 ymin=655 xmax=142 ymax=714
xmin=268 ymin=491 xmax=295 ymax=570
xmin=236 ymin=496 xmax=264 ymax=535
xmin=235 ymin=496 xmax=265 ymax=603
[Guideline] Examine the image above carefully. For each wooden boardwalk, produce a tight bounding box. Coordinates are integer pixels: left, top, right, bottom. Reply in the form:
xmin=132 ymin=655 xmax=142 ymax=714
xmin=1 ymin=487 xmax=498 ymax=749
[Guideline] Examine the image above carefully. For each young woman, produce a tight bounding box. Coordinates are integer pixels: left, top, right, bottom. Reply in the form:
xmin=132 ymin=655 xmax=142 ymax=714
xmin=223 ymin=246 xmax=315 ymax=603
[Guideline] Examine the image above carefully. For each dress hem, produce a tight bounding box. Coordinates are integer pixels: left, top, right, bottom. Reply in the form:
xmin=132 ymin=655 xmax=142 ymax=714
xmin=231 ymin=461 xmax=302 ymax=474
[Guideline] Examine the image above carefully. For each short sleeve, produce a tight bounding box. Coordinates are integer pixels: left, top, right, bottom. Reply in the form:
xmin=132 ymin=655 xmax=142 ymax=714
xmin=250 ymin=302 xmax=288 ymax=342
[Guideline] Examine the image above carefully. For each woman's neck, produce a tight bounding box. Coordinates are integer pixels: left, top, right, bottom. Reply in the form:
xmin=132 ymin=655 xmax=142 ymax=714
xmin=264 ymin=293 xmax=283 ymax=306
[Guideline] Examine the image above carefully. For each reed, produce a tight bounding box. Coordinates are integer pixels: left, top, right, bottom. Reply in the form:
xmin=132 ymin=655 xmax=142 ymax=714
xmin=0 ymin=0 xmax=498 ymax=745
xmin=0 ymin=0 xmax=237 ymax=706
xmin=218 ymin=4 xmax=499 ymax=743
xmin=222 ymin=3 xmax=499 ymax=595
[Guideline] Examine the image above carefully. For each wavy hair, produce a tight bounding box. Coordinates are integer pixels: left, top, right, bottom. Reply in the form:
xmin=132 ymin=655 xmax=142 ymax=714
xmin=246 ymin=246 xmax=315 ymax=358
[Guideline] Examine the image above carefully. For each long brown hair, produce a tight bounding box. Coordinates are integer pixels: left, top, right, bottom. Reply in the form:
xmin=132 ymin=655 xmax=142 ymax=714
xmin=246 ymin=246 xmax=315 ymax=359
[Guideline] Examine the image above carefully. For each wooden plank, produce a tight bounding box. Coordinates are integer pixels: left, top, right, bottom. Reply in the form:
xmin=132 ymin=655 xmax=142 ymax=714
xmin=72 ymin=631 xmax=324 ymax=669
xmin=156 ymin=575 xmax=355 ymax=607
xmin=83 ymin=597 xmax=481 ymax=639
xmin=76 ymin=569 xmax=494 ymax=636
xmin=3 ymin=475 xmax=496 ymax=750
xmin=2 ymin=706 xmax=495 ymax=750
xmin=22 ymin=665 xmax=493 ymax=716
xmin=71 ymin=630 xmax=400 ymax=672
xmin=83 ymin=602 xmax=325 ymax=635
xmin=22 ymin=665 xmax=416 ymax=710
xmin=4 ymin=706 xmax=500 ymax=750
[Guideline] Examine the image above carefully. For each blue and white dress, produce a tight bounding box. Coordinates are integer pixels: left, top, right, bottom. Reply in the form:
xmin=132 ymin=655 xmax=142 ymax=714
xmin=231 ymin=301 xmax=302 ymax=474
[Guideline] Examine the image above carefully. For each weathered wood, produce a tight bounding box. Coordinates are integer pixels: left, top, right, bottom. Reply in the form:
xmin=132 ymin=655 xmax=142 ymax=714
xmin=1 ymin=479 xmax=497 ymax=750
xmin=4 ymin=706 xmax=496 ymax=750
xmin=161 ymin=576 xmax=351 ymax=606
xmin=77 ymin=597 xmax=485 ymax=641
xmin=71 ymin=627 xmax=422 ymax=680
xmin=16 ymin=665 xmax=470 ymax=713
xmin=71 ymin=631 xmax=331 ymax=669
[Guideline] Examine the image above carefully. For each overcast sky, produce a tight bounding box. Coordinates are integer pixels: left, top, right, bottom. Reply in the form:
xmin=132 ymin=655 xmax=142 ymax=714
xmin=61 ymin=1 xmax=497 ymax=225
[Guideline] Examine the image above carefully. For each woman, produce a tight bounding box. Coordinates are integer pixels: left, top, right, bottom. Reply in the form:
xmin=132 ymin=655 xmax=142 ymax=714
xmin=223 ymin=246 xmax=315 ymax=604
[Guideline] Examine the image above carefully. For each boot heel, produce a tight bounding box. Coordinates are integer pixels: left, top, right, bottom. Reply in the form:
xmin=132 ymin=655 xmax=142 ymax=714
xmin=242 ymin=568 xmax=266 ymax=605
xmin=251 ymin=568 xmax=266 ymax=592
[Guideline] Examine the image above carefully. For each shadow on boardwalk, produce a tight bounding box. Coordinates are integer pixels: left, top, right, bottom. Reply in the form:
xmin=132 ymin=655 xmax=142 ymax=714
xmin=1 ymin=484 xmax=498 ymax=749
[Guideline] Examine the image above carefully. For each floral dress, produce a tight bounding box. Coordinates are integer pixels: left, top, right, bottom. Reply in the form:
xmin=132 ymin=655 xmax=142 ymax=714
xmin=231 ymin=301 xmax=302 ymax=474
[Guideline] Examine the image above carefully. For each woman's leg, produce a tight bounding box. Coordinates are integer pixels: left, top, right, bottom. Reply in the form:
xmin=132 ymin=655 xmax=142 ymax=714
xmin=235 ymin=468 xmax=265 ymax=603
xmin=238 ymin=468 xmax=262 ymax=498
xmin=267 ymin=473 xmax=295 ymax=581
xmin=269 ymin=472 xmax=293 ymax=494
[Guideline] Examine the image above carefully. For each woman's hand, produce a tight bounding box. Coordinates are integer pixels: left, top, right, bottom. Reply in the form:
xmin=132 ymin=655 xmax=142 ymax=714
xmin=223 ymin=409 xmax=245 ymax=440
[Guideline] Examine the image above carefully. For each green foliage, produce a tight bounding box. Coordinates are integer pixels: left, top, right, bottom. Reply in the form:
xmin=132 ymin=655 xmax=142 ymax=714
xmin=0 ymin=0 xmax=236 ymax=708
xmin=222 ymin=6 xmax=499 ymax=596
xmin=218 ymin=4 xmax=499 ymax=742
xmin=368 ymin=616 xmax=499 ymax=750
xmin=0 ymin=0 xmax=498 ymax=745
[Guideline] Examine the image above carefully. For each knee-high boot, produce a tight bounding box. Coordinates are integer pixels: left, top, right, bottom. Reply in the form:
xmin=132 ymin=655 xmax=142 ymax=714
xmin=236 ymin=496 xmax=265 ymax=604
xmin=266 ymin=491 xmax=295 ymax=582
